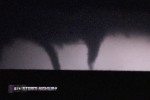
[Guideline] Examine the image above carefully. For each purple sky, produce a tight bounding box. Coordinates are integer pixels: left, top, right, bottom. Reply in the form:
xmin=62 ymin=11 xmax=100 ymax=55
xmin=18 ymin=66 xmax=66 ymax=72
xmin=1 ymin=33 xmax=150 ymax=71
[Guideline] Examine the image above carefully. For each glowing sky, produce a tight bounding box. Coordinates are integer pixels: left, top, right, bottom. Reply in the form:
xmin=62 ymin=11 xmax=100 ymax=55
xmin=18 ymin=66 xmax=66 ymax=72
xmin=1 ymin=34 xmax=150 ymax=71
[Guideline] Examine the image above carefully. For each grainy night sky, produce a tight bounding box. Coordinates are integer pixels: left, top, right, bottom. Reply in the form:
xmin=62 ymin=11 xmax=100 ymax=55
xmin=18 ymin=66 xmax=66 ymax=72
xmin=1 ymin=1 xmax=150 ymax=71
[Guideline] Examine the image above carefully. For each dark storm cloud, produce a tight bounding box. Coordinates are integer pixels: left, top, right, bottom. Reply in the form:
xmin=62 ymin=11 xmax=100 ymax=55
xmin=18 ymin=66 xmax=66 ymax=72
xmin=1 ymin=0 xmax=150 ymax=70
